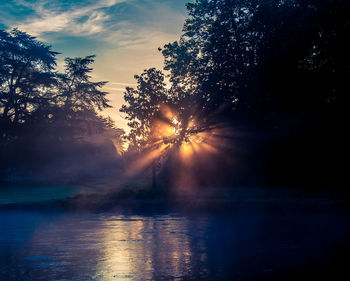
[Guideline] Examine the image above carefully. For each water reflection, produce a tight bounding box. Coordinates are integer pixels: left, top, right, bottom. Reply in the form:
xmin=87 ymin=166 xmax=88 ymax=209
xmin=96 ymin=216 xmax=195 ymax=280
xmin=1 ymin=210 xmax=350 ymax=280
xmin=0 ymin=212 xmax=210 ymax=280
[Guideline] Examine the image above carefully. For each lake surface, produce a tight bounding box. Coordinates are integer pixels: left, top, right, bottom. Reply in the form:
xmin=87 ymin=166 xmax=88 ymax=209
xmin=1 ymin=208 xmax=350 ymax=280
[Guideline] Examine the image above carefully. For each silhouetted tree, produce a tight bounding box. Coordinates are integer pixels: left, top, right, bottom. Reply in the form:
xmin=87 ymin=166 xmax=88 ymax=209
xmin=122 ymin=0 xmax=350 ymax=187
xmin=0 ymin=29 xmax=124 ymax=183
xmin=161 ymin=0 xmax=350 ymax=130
xmin=50 ymin=55 xmax=112 ymax=138
xmin=0 ymin=28 xmax=58 ymax=136
xmin=120 ymin=68 xmax=170 ymax=149
xmin=58 ymin=55 xmax=110 ymax=111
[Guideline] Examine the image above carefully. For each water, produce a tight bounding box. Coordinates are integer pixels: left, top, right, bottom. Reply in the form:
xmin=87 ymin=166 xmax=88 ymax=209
xmin=0 ymin=209 xmax=349 ymax=280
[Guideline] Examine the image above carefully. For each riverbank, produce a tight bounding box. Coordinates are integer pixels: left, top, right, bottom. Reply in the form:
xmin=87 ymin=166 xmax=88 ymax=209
xmin=1 ymin=185 xmax=350 ymax=213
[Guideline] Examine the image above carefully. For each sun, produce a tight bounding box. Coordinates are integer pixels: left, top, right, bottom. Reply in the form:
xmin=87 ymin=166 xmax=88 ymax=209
xmin=171 ymin=117 xmax=181 ymax=136
xmin=171 ymin=118 xmax=179 ymax=125
xmin=126 ymin=105 xmax=225 ymax=179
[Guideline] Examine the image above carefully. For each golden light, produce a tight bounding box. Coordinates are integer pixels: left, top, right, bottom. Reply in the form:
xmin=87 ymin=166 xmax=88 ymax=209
xmin=125 ymin=104 xmax=234 ymax=192
xmin=126 ymin=143 xmax=169 ymax=176
xmin=173 ymin=126 xmax=180 ymax=136
xmin=172 ymin=117 xmax=179 ymax=125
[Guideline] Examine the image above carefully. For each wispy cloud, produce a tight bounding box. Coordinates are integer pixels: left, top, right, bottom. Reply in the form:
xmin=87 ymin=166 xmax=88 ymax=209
xmin=15 ymin=0 xmax=127 ymax=36
xmin=110 ymin=82 xmax=137 ymax=86
xmin=104 ymin=87 xmax=126 ymax=92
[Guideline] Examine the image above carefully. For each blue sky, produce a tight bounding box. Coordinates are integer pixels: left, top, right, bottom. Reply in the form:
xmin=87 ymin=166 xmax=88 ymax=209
xmin=0 ymin=0 xmax=189 ymax=131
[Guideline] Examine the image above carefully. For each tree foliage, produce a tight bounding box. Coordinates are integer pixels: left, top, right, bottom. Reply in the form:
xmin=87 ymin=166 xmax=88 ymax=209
xmin=161 ymin=0 xmax=349 ymax=129
xmin=121 ymin=0 xmax=350 ymax=187
xmin=0 ymin=28 xmax=58 ymax=129
xmin=123 ymin=0 xmax=350 ymax=147
xmin=0 ymin=29 xmax=123 ymax=183
xmin=120 ymin=68 xmax=170 ymax=149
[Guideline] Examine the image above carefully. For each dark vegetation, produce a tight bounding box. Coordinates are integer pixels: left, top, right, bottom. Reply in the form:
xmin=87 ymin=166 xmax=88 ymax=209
xmin=1 ymin=0 xmax=349 ymax=190
xmin=122 ymin=0 xmax=350 ymax=189
xmin=0 ymin=29 xmax=123 ymax=183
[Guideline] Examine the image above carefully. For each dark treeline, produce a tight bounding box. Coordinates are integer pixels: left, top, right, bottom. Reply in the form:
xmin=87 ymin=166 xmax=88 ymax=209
xmin=0 ymin=29 xmax=123 ymax=184
xmin=1 ymin=0 xmax=349 ymax=189
xmin=121 ymin=0 xmax=350 ymax=188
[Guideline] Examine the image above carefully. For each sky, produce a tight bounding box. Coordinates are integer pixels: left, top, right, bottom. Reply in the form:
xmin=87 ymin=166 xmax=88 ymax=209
xmin=0 ymin=0 xmax=190 ymax=132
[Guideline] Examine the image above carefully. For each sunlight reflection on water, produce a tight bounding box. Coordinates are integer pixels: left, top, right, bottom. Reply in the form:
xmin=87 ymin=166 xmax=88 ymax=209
xmin=0 ymin=212 xmax=211 ymax=280
xmin=95 ymin=216 xmax=195 ymax=280
xmin=1 ymin=210 xmax=350 ymax=280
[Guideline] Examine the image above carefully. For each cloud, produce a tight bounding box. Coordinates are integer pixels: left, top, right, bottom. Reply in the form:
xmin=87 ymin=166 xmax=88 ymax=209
xmin=15 ymin=0 xmax=127 ymax=37
xmin=103 ymin=1 xmax=187 ymax=46
xmin=110 ymin=82 xmax=137 ymax=86
xmin=104 ymin=87 xmax=126 ymax=92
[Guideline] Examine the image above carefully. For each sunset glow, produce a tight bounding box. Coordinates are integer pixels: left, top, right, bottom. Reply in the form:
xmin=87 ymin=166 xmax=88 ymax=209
xmin=124 ymin=104 xmax=233 ymax=192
